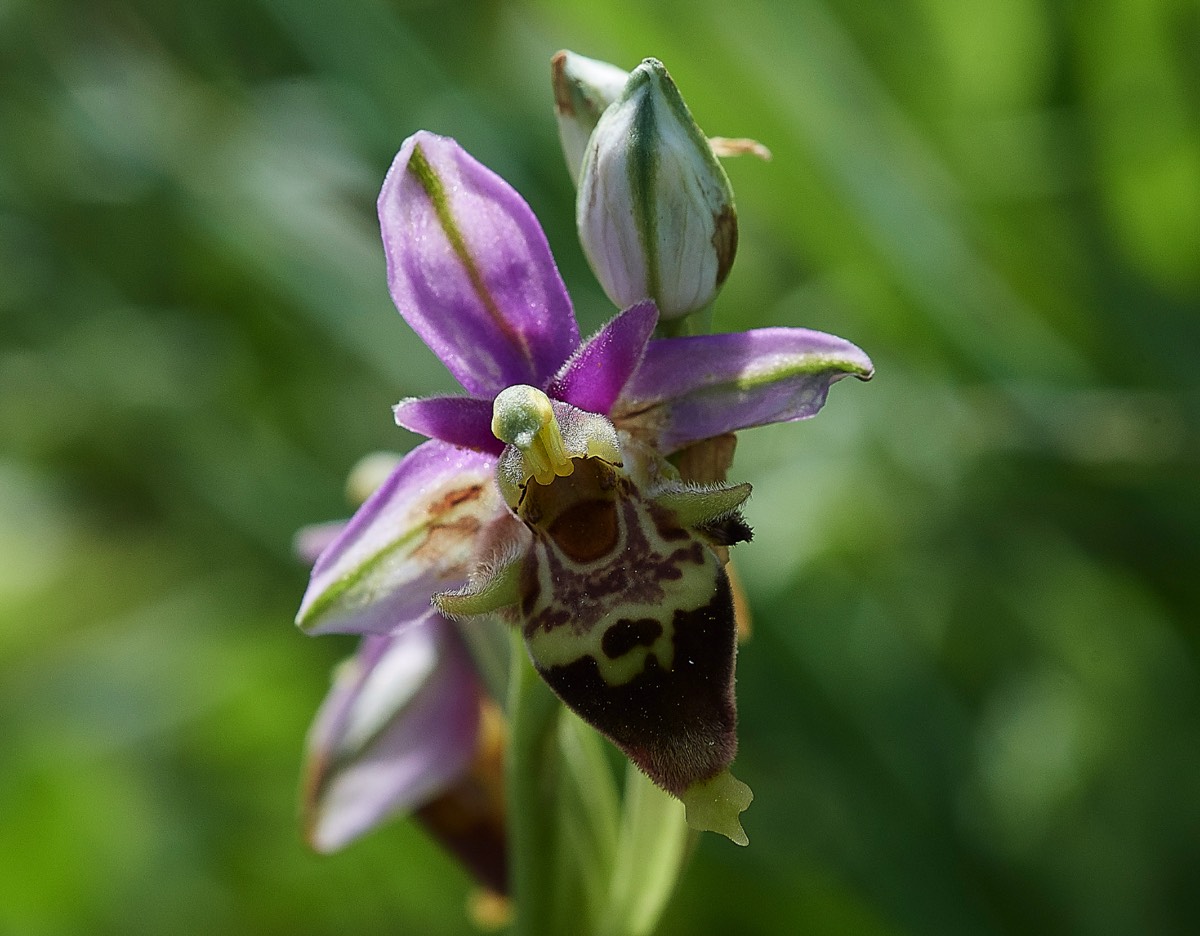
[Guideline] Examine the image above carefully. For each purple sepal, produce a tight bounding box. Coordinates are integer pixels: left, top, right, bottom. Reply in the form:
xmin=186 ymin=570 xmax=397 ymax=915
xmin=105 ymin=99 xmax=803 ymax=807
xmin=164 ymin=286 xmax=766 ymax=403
xmin=304 ymin=614 xmax=481 ymax=853
xmin=379 ymin=132 xmax=580 ymax=396
xmin=549 ymin=301 xmax=658 ymax=416
xmin=393 ymin=396 xmax=504 ymax=455
xmin=618 ymin=327 xmax=874 ymax=453
xmin=296 ymin=440 xmax=504 ymax=636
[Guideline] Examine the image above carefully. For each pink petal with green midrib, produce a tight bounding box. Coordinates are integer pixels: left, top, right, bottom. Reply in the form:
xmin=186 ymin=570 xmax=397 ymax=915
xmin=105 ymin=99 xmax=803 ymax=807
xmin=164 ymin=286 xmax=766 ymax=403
xmin=379 ymin=132 xmax=579 ymax=396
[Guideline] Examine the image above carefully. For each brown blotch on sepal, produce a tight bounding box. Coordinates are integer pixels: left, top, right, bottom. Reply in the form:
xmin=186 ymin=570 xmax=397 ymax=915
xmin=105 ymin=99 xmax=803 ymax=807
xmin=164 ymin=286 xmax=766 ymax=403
xmin=712 ymin=204 xmax=738 ymax=289
xmin=550 ymin=51 xmax=575 ymax=116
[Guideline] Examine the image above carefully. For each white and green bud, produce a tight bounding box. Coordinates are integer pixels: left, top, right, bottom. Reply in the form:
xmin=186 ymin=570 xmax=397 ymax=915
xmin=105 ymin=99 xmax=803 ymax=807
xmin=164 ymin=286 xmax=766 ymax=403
xmin=551 ymin=50 xmax=630 ymax=186
xmin=577 ymin=58 xmax=738 ymax=323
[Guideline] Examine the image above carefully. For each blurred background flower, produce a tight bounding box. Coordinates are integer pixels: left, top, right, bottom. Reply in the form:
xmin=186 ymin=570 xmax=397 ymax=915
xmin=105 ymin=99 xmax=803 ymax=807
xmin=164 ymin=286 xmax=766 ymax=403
xmin=1 ymin=1 xmax=1197 ymax=934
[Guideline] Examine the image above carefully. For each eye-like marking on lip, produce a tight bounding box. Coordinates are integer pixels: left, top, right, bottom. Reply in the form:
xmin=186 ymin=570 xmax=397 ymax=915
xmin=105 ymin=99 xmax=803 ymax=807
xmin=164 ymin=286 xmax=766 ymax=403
xmin=547 ymin=498 xmax=620 ymax=564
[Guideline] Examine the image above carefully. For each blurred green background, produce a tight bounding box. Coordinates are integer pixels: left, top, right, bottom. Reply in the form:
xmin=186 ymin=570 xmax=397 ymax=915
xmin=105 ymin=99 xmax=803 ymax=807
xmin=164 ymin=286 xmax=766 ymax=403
xmin=2 ymin=0 xmax=1198 ymax=933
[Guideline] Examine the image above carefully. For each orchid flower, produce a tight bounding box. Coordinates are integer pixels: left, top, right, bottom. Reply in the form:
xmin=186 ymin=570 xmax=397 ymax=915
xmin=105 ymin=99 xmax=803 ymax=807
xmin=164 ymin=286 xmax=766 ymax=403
xmin=302 ymin=614 xmax=482 ymax=853
xmin=295 ymin=506 xmax=507 ymax=894
xmin=295 ymin=130 xmax=871 ymax=848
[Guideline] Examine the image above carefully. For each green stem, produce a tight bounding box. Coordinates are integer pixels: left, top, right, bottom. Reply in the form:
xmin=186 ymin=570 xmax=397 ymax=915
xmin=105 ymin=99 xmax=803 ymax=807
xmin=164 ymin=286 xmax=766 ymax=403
xmin=556 ymin=713 xmax=621 ymax=927
xmin=598 ymin=764 xmax=690 ymax=936
xmin=654 ymin=303 xmax=714 ymax=339
xmin=506 ymin=631 xmax=565 ymax=936
xmin=458 ymin=618 xmax=511 ymax=704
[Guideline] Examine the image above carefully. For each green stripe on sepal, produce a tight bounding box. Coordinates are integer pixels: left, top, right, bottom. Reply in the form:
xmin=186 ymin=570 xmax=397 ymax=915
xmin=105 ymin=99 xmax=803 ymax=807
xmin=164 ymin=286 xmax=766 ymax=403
xmin=734 ymin=352 xmax=875 ymax=390
xmin=296 ymin=523 xmax=427 ymax=633
xmin=407 ymin=143 xmax=531 ymax=363
xmin=627 ymin=67 xmax=662 ymax=304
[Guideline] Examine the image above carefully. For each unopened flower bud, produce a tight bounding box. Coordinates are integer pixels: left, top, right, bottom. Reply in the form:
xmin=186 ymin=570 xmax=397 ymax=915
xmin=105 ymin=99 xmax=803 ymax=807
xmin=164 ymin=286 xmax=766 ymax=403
xmin=577 ymin=58 xmax=738 ymax=322
xmin=551 ymin=50 xmax=630 ymax=186
xmin=345 ymin=451 xmax=403 ymax=506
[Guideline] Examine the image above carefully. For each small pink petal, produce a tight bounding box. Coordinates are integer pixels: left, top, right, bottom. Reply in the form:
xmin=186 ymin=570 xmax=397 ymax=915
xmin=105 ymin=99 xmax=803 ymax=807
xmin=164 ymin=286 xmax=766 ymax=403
xmin=392 ymin=395 xmax=503 ymax=454
xmin=549 ymin=301 xmax=658 ymax=415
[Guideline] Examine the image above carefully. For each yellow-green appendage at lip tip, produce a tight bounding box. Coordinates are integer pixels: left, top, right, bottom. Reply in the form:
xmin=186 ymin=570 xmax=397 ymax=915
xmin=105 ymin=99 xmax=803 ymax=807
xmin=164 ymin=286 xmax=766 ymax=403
xmin=680 ymin=769 xmax=753 ymax=845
